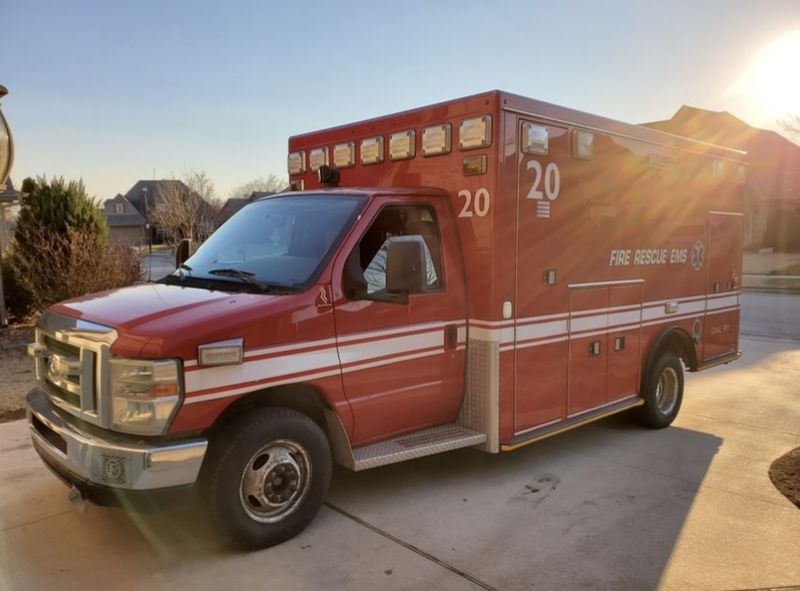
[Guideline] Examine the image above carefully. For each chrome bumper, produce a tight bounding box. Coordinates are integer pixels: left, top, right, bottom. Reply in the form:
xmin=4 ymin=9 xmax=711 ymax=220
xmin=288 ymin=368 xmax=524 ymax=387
xmin=27 ymin=389 xmax=207 ymax=490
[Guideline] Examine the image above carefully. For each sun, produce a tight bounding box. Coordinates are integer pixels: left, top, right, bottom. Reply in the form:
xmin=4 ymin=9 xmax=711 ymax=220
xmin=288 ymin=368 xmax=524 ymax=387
xmin=749 ymin=32 xmax=800 ymax=119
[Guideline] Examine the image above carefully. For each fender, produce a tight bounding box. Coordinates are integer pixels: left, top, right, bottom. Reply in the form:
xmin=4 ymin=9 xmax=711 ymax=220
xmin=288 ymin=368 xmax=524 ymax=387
xmin=642 ymin=326 xmax=697 ymax=390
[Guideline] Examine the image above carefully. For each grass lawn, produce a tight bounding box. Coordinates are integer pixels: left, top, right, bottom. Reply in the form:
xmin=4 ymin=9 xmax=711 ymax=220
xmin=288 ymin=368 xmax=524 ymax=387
xmin=769 ymin=262 xmax=800 ymax=276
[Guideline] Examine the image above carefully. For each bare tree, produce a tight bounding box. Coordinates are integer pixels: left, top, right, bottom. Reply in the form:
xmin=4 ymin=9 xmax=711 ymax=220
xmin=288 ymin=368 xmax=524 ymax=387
xmin=182 ymin=168 xmax=217 ymax=202
xmin=229 ymin=174 xmax=287 ymax=198
xmin=148 ymin=177 xmax=221 ymax=247
xmin=780 ymin=115 xmax=800 ymax=143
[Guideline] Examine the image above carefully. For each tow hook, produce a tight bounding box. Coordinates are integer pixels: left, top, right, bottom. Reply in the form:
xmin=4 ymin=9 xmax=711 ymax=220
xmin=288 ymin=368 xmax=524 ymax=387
xmin=68 ymin=486 xmax=87 ymax=514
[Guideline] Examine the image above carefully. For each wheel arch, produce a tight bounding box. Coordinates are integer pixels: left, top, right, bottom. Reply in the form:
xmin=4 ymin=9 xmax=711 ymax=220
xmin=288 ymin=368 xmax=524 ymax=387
xmin=642 ymin=326 xmax=697 ymax=390
xmin=206 ymin=383 xmax=353 ymax=467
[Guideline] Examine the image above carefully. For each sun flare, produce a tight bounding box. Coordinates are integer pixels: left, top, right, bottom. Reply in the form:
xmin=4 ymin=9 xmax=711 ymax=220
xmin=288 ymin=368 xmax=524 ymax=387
xmin=749 ymin=32 xmax=800 ymax=118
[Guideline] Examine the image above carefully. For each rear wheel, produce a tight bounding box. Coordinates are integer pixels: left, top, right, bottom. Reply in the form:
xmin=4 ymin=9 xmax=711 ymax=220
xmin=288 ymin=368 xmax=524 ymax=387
xmin=199 ymin=407 xmax=331 ymax=549
xmin=640 ymin=351 xmax=684 ymax=429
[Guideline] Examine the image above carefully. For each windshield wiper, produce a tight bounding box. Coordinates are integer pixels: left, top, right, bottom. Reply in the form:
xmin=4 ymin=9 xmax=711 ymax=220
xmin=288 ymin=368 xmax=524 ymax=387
xmin=207 ymin=268 xmax=271 ymax=292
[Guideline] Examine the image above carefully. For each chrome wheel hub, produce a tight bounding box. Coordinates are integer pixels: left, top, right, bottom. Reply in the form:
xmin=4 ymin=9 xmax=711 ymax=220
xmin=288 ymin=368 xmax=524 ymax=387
xmin=239 ymin=439 xmax=311 ymax=523
xmin=655 ymin=366 xmax=679 ymax=415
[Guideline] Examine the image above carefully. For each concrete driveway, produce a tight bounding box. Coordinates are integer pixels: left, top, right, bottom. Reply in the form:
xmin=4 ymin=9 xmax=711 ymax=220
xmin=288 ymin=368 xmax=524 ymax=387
xmin=1 ymin=335 xmax=799 ymax=591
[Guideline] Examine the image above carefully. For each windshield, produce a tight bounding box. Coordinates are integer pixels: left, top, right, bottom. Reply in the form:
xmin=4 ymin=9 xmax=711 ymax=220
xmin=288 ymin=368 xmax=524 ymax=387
xmin=176 ymin=193 xmax=365 ymax=291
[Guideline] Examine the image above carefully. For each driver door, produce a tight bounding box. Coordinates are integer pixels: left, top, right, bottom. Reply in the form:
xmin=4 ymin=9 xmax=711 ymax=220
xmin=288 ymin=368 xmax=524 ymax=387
xmin=330 ymin=196 xmax=467 ymax=447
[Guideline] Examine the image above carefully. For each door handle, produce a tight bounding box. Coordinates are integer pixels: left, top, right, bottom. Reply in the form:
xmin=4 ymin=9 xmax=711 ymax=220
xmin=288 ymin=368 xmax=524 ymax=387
xmin=445 ymin=325 xmax=458 ymax=350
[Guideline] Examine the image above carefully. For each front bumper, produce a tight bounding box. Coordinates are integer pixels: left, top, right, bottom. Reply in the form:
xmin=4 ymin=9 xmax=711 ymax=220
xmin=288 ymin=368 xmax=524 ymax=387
xmin=26 ymin=389 xmax=207 ymax=492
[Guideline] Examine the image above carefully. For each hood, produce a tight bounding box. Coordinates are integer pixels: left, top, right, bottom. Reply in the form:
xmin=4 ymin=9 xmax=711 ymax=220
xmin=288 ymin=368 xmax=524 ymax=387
xmin=51 ymin=283 xmax=288 ymax=359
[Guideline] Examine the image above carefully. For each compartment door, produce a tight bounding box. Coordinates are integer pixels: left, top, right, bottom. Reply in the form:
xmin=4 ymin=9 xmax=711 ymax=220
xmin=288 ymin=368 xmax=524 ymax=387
xmin=704 ymin=212 xmax=743 ymax=361
xmin=568 ymin=287 xmax=608 ymax=416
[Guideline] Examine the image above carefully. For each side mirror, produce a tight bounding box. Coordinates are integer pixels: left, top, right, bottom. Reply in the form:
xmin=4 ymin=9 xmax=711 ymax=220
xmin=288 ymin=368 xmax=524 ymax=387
xmin=175 ymin=239 xmax=191 ymax=268
xmin=386 ymin=237 xmax=427 ymax=294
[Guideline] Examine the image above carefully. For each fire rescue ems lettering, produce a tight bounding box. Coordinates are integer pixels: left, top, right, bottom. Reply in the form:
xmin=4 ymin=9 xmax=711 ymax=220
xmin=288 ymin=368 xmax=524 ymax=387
xmin=609 ymin=248 xmax=689 ymax=266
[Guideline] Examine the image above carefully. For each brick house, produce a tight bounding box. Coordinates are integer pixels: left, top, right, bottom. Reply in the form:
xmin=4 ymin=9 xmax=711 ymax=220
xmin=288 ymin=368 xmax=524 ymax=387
xmin=101 ymin=194 xmax=146 ymax=247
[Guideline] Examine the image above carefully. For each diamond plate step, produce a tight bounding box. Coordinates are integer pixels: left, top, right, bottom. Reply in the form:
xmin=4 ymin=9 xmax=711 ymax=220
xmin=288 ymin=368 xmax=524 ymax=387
xmin=351 ymin=424 xmax=487 ymax=471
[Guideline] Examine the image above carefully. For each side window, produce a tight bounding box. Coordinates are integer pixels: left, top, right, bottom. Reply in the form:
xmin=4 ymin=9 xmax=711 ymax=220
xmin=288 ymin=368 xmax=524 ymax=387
xmin=352 ymin=204 xmax=445 ymax=299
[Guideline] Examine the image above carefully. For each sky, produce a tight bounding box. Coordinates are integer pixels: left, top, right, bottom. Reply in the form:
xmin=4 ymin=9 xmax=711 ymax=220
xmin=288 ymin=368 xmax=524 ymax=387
xmin=2 ymin=0 xmax=799 ymax=201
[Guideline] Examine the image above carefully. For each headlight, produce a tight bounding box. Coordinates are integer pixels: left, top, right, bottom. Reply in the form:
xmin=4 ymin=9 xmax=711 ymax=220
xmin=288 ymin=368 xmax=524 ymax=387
xmin=109 ymin=358 xmax=182 ymax=435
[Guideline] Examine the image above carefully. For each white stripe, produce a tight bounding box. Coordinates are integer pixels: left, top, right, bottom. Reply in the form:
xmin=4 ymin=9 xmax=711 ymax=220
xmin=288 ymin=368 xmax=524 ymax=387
xmin=705 ymin=306 xmax=739 ymax=317
xmin=186 ymin=347 xmax=339 ymax=393
xmin=640 ymin=311 xmax=704 ymax=327
xmin=336 ymin=320 xmax=450 ymax=344
xmin=515 ymin=311 xmax=569 ymax=323
xmin=642 ymin=299 xmax=706 ymax=321
xmin=469 ymin=325 xmax=515 ymax=344
xmin=184 ymin=368 xmax=342 ymax=404
xmin=707 ymin=295 xmax=739 ymax=310
xmin=568 ymin=322 xmax=641 ymax=340
xmin=245 ymin=336 xmax=338 ymax=359
xmin=570 ymin=303 xmax=640 ymax=318
xmin=341 ymin=348 xmax=444 ymax=374
xmin=468 ymin=318 xmax=515 ymax=328
xmin=568 ymin=279 xmax=645 ymax=288
xmin=516 ymin=320 xmax=568 ymax=341
xmin=514 ymin=335 xmax=569 ymax=351
xmin=570 ymin=314 xmax=607 ymax=332
xmin=708 ymin=210 xmax=744 ymax=216
xmin=338 ymin=331 xmax=443 ymax=365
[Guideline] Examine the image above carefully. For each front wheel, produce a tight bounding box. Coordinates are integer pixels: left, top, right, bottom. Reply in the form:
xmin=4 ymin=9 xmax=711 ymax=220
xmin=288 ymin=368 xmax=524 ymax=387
xmin=199 ymin=407 xmax=331 ymax=549
xmin=640 ymin=351 xmax=684 ymax=429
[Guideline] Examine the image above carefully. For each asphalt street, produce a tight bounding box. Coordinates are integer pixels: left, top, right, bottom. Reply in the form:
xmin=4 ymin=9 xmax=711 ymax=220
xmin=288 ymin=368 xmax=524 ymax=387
xmin=0 ymin=292 xmax=798 ymax=591
xmin=741 ymin=290 xmax=800 ymax=341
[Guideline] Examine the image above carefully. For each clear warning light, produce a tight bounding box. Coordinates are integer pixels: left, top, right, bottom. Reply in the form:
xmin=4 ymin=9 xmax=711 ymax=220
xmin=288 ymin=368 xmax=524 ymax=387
xmin=459 ymin=115 xmax=492 ymax=150
xmin=360 ymin=136 xmax=384 ymax=165
xmin=389 ymin=130 xmax=416 ymax=161
xmin=333 ymin=142 xmax=355 ymax=168
xmin=288 ymin=151 xmax=305 ymax=175
xmin=422 ymin=124 xmax=452 ymax=156
xmin=309 ymin=147 xmax=329 ymax=172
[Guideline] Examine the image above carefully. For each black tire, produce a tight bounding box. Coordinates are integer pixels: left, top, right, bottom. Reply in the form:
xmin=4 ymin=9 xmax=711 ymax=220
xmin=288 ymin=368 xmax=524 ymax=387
xmin=199 ymin=407 xmax=331 ymax=549
xmin=640 ymin=351 xmax=684 ymax=429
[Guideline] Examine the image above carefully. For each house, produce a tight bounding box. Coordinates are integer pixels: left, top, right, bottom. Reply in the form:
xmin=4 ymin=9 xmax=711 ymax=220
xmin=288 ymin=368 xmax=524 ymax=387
xmin=101 ymin=194 xmax=146 ymax=247
xmin=644 ymin=107 xmax=800 ymax=249
xmin=123 ymin=179 xmax=218 ymax=243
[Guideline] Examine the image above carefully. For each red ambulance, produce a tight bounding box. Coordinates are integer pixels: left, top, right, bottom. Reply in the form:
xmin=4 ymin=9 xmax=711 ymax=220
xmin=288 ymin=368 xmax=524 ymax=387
xmin=26 ymin=91 xmax=745 ymax=548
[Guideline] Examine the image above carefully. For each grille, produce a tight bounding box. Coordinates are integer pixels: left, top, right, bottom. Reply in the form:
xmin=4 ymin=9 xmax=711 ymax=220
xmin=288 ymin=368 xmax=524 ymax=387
xmin=44 ymin=334 xmax=80 ymax=358
xmin=39 ymin=332 xmax=97 ymax=417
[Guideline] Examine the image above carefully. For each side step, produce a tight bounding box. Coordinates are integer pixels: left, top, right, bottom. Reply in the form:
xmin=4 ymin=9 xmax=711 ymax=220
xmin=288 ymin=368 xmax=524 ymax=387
xmin=349 ymin=424 xmax=487 ymax=471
